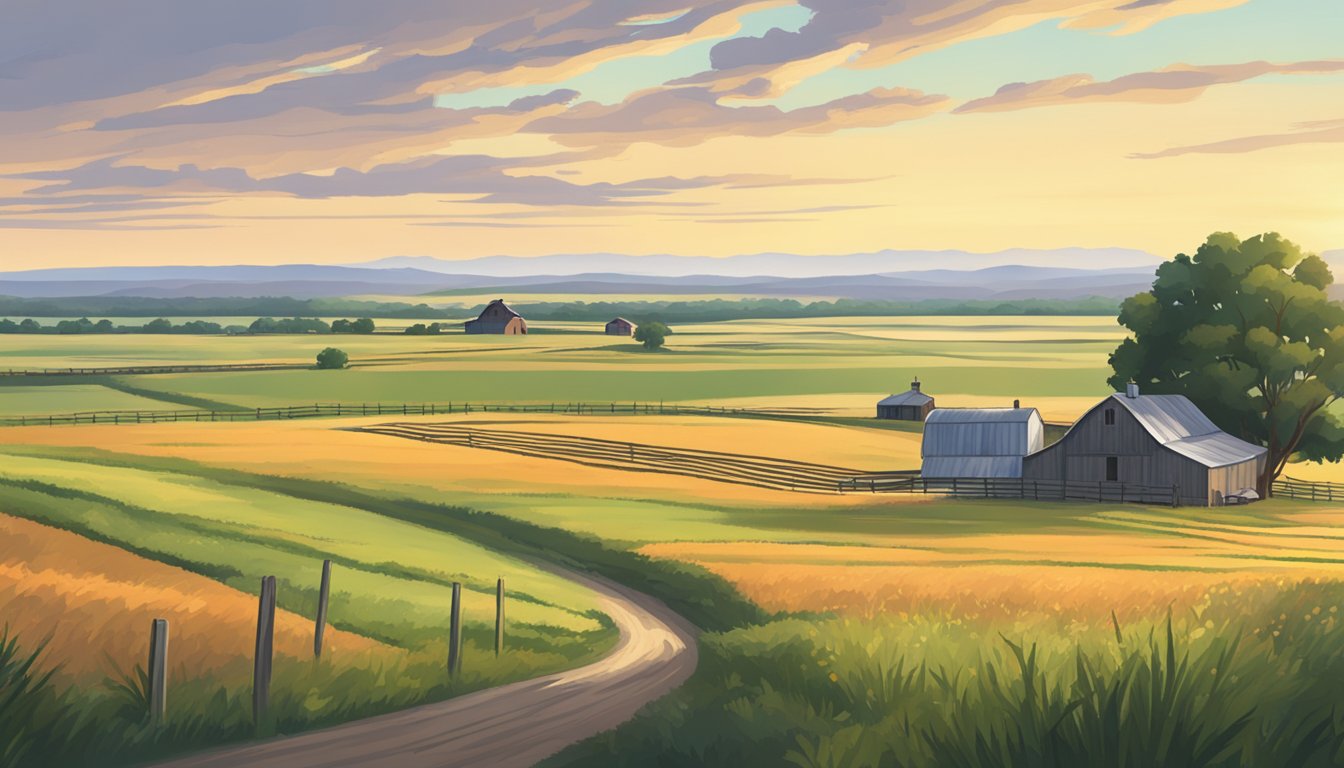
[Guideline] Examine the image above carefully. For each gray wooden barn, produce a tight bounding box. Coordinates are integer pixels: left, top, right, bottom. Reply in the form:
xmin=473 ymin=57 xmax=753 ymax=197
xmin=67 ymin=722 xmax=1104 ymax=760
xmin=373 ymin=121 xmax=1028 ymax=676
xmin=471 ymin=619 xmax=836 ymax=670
xmin=877 ymin=378 xmax=935 ymax=421
xmin=921 ymin=406 xmax=1045 ymax=478
xmin=465 ymin=299 xmax=528 ymax=335
xmin=1021 ymin=383 xmax=1266 ymax=506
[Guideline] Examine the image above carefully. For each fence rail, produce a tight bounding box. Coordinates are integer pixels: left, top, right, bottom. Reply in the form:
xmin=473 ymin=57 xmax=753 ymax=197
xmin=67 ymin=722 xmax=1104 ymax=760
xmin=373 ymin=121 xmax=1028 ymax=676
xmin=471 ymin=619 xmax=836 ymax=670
xmin=0 ymin=401 xmax=834 ymax=428
xmin=358 ymin=422 xmax=863 ymax=494
xmin=839 ymin=475 xmax=1188 ymax=506
xmin=1273 ymin=477 xmax=1344 ymax=502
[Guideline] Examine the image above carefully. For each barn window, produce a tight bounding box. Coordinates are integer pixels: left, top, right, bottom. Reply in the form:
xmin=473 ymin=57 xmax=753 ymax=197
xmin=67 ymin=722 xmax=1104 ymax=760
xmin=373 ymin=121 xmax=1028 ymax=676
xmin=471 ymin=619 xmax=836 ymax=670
xmin=1104 ymin=408 xmax=1115 ymax=426
xmin=1106 ymin=456 xmax=1118 ymax=482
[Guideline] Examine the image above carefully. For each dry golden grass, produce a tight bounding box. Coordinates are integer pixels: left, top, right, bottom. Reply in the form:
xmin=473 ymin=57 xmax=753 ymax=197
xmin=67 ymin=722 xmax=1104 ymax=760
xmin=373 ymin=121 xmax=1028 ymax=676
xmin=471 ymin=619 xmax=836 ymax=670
xmin=0 ymin=513 xmax=398 ymax=683
xmin=675 ymin=562 xmax=1306 ymax=622
xmin=0 ymin=415 xmax=919 ymax=507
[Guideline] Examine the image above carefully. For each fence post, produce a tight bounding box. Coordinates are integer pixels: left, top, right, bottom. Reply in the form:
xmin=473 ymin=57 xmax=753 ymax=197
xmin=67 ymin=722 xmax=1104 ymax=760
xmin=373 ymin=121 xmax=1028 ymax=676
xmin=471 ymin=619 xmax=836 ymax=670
xmin=495 ymin=578 xmax=506 ymax=656
xmin=253 ymin=575 xmax=277 ymax=731
xmin=1171 ymin=485 xmax=1179 ymax=508
xmin=148 ymin=618 xmax=169 ymax=727
xmin=448 ymin=582 xmax=463 ymax=677
xmin=314 ymin=560 xmax=332 ymax=658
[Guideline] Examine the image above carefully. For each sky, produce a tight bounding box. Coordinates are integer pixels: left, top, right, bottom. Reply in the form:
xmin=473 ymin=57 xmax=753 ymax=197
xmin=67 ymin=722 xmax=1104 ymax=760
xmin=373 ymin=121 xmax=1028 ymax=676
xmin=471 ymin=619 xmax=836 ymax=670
xmin=1 ymin=0 xmax=1341 ymax=269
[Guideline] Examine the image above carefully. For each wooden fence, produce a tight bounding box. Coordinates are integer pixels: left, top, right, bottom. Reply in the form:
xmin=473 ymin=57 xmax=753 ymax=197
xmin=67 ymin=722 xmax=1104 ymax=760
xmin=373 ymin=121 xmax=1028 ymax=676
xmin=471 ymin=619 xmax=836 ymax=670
xmin=0 ymin=401 xmax=831 ymax=427
xmin=358 ymin=422 xmax=863 ymax=493
xmin=1273 ymin=476 xmax=1344 ymax=502
xmin=142 ymin=560 xmax=509 ymax=729
xmin=838 ymin=475 xmax=1188 ymax=506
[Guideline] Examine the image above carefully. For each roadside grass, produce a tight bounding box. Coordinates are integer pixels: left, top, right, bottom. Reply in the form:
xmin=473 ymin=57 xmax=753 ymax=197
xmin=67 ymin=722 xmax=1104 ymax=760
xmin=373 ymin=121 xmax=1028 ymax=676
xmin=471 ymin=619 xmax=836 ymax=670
xmin=0 ymin=624 xmax=571 ymax=768
xmin=551 ymin=579 xmax=1344 ymax=768
xmin=0 ymin=449 xmax=638 ymax=766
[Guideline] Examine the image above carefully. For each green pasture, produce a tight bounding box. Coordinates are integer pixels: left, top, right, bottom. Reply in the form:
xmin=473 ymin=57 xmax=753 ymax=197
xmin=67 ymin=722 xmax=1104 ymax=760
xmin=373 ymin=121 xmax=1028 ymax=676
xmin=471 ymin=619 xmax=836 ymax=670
xmin=0 ymin=450 xmax=606 ymax=645
xmin=0 ymin=316 xmax=1125 ymax=414
xmin=0 ymin=384 xmax=174 ymax=415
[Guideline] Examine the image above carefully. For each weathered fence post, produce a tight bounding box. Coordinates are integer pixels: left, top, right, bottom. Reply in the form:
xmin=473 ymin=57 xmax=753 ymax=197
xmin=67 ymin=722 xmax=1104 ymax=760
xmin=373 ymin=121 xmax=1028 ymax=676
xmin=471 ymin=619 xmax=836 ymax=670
xmin=314 ymin=559 xmax=332 ymax=658
xmin=448 ymin=582 xmax=463 ymax=677
xmin=495 ymin=578 xmax=506 ymax=656
xmin=148 ymin=618 xmax=169 ymax=727
xmin=1170 ymin=484 xmax=1179 ymax=508
xmin=253 ymin=575 xmax=277 ymax=730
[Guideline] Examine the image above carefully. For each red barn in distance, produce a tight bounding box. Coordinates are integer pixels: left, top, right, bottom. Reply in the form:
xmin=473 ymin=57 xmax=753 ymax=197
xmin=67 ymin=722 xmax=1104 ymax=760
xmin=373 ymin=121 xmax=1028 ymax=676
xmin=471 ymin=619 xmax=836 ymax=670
xmin=605 ymin=317 xmax=635 ymax=336
xmin=465 ymin=299 xmax=528 ymax=335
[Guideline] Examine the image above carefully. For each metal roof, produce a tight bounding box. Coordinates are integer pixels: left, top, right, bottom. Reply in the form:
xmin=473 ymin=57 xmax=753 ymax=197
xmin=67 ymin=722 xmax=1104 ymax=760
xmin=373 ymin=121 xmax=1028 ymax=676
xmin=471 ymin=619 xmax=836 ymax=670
xmin=922 ymin=456 xmax=1024 ymax=479
xmin=925 ymin=407 xmax=1041 ymax=424
xmin=1110 ymin=393 xmax=1266 ymax=468
xmin=878 ymin=390 xmax=933 ymax=407
xmin=922 ymin=408 xmax=1045 ymax=459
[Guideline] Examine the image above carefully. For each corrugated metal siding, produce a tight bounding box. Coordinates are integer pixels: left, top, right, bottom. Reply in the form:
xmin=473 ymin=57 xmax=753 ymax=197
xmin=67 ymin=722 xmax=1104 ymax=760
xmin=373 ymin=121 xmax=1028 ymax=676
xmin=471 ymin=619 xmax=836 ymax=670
xmin=926 ymin=408 xmax=1042 ymax=424
xmin=922 ymin=409 xmax=1044 ymax=458
xmin=922 ymin=456 xmax=1023 ymax=479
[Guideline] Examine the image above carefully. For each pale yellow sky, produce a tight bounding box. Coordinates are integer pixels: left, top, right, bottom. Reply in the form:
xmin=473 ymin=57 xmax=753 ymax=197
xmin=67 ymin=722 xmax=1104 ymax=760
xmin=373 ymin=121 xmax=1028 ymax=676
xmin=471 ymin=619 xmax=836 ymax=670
xmin=1 ymin=0 xmax=1341 ymax=268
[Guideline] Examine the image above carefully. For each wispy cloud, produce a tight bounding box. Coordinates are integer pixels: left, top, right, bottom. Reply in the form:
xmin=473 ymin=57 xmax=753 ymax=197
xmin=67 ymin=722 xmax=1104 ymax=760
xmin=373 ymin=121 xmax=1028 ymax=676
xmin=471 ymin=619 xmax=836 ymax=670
xmin=956 ymin=60 xmax=1344 ymax=113
xmin=1131 ymin=117 xmax=1344 ymax=159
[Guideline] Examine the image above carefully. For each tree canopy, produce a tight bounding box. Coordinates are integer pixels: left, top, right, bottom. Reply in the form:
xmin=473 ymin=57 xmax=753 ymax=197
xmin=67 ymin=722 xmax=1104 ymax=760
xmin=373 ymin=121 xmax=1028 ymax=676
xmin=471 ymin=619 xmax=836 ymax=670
xmin=1109 ymin=232 xmax=1344 ymax=494
xmin=633 ymin=321 xmax=672 ymax=351
xmin=315 ymin=347 xmax=349 ymax=370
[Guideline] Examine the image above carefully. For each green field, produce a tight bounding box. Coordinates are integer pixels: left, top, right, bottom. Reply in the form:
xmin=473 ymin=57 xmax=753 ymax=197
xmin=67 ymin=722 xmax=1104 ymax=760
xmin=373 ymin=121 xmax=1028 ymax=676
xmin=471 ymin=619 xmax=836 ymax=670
xmin=0 ymin=316 xmax=1123 ymax=413
xmin=4 ymin=314 xmax=1344 ymax=767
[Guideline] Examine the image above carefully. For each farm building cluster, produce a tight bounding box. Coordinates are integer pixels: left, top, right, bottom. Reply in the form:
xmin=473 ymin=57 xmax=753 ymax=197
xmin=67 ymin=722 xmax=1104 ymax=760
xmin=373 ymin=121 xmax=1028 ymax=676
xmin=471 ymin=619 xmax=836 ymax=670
xmin=887 ymin=379 xmax=1267 ymax=507
xmin=463 ymin=300 xmax=636 ymax=338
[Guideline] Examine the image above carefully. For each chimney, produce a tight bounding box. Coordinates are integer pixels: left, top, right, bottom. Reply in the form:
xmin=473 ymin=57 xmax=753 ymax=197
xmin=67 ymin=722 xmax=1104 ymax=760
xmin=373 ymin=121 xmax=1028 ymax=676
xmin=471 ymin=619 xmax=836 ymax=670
xmin=1125 ymin=380 xmax=1140 ymax=399
xmin=1013 ymin=399 xmax=1020 ymax=409
xmin=911 ymin=377 xmax=920 ymax=392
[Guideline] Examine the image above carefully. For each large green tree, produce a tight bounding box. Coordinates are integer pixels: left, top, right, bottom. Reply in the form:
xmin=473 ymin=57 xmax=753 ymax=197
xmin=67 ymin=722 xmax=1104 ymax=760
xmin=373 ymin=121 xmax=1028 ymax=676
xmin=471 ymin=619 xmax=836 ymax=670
xmin=1109 ymin=232 xmax=1344 ymax=497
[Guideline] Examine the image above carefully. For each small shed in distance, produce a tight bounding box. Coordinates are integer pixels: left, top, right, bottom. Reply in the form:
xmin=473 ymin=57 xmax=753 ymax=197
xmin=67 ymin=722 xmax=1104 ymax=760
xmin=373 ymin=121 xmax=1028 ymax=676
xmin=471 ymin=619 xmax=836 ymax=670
xmin=877 ymin=378 xmax=934 ymax=421
xmin=605 ymin=317 xmax=635 ymax=336
xmin=465 ymin=299 xmax=527 ymax=335
xmin=921 ymin=406 xmax=1044 ymax=478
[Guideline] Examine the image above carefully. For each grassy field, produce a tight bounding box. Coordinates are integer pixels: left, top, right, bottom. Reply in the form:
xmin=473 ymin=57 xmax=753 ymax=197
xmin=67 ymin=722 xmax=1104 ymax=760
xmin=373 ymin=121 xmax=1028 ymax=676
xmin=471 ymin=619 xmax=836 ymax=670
xmin=0 ymin=316 xmax=1124 ymax=416
xmin=4 ymin=314 xmax=1344 ymax=766
xmin=0 ymin=514 xmax=395 ymax=682
xmin=0 ymin=445 xmax=618 ymax=766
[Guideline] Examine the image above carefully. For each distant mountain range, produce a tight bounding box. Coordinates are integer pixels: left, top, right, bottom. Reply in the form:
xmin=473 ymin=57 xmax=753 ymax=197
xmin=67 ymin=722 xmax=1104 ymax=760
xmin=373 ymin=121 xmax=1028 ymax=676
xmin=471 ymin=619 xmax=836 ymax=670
xmin=2 ymin=248 xmax=1339 ymax=303
xmin=356 ymin=248 xmax=1163 ymax=278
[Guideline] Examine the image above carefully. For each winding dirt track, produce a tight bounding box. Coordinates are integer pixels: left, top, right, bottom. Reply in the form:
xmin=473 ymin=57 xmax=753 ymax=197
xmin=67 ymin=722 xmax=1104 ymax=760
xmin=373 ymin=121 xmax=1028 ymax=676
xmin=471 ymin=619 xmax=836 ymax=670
xmin=156 ymin=571 xmax=697 ymax=768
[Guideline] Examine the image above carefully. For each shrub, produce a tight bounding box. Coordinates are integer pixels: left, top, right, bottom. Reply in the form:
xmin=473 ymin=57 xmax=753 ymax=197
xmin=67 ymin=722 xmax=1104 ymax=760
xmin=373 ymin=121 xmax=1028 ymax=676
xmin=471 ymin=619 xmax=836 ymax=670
xmin=315 ymin=347 xmax=349 ymax=369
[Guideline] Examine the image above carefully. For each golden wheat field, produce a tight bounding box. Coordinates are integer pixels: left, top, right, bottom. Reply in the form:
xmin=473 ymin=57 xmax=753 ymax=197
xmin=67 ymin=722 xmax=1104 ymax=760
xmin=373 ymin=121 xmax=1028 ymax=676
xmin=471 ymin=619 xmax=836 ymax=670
xmin=0 ymin=415 xmax=918 ymax=508
xmin=659 ymin=562 xmax=1324 ymax=622
xmin=0 ymin=513 xmax=398 ymax=683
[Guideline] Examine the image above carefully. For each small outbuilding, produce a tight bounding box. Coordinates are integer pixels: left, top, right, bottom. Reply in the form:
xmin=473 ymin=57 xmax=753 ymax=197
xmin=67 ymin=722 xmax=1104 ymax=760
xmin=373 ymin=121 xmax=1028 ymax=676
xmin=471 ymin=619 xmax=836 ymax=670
xmin=605 ymin=317 xmax=635 ymax=336
xmin=877 ymin=378 xmax=935 ymax=421
xmin=1021 ymin=383 xmax=1267 ymax=506
xmin=465 ymin=299 xmax=527 ymax=335
xmin=921 ymin=405 xmax=1045 ymax=478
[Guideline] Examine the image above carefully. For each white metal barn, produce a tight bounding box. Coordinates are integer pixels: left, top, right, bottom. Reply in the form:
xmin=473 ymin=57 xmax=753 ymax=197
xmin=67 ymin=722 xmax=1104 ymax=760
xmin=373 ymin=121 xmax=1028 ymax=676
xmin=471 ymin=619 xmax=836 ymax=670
xmin=921 ymin=407 xmax=1045 ymax=479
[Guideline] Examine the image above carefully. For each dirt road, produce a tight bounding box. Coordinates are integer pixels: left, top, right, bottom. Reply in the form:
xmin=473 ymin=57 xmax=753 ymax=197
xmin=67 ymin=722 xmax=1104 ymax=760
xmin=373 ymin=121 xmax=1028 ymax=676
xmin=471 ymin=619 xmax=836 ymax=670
xmin=157 ymin=572 xmax=697 ymax=768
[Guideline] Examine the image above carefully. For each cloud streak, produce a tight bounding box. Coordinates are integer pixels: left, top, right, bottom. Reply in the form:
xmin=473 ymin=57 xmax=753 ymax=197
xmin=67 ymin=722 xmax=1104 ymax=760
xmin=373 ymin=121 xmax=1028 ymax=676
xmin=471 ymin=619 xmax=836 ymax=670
xmin=1131 ymin=117 xmax=1344 ymax=159
xmin=956 ymin=60 xmax=1344 ymax=113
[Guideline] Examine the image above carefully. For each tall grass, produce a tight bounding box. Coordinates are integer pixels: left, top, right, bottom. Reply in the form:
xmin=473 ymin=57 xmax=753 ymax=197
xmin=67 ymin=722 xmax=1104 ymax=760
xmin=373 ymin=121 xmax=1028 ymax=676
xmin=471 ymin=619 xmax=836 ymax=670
xmin=551 ymin=580 xmax=1344 ymax=768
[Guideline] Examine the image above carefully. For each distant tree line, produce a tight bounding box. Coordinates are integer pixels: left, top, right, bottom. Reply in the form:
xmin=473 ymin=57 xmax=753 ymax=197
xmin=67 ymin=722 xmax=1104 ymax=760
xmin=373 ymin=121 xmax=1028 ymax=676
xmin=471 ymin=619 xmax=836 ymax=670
xmin=403 ymin=322 xmax=445 ymax=335
xmin=511 ymin=296 xmax=1121 ymax=323
xmin=0 ymin=296 xmax=452 ymax=319
xmin=0 ymin=316 xmax=379 ymax=335
xmin=0 ymin=295 xmax=1121 ymax=325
